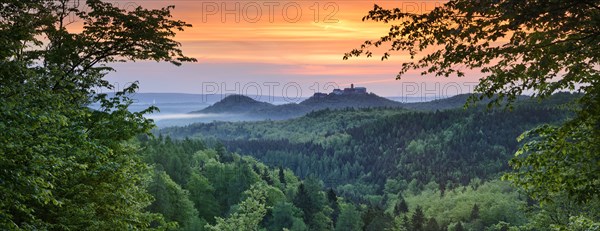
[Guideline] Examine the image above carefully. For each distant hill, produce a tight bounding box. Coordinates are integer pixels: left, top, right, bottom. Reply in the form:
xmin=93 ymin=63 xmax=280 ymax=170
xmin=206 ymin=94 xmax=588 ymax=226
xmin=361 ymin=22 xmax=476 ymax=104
xmin=183 ymin=92 xmax=581 ymax=123
xmin=192 ymin=94 xmax=274 ymax=114
xmin=189 ymin=92 xmax=404 ymax=120
xmin=252 ymin=103 xmax=311 ymax=120
xmin=300 ymin=93 xmax=403 ymax=110
xmin=401 ymin=94 xmax=494 ymax=111
xmin=402 ymin=92 xmax=580 ymax=111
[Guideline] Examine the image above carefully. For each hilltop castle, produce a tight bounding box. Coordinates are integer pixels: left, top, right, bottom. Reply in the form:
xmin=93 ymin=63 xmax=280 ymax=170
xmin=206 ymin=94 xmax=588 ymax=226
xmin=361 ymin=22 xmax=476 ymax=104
xmin=313 ymin=84 xmax=367 ymax=98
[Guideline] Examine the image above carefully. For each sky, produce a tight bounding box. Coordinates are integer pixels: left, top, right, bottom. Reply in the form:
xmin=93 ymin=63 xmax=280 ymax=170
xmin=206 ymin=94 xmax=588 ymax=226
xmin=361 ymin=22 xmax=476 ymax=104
xmin=98 ymin=0 xmax=482 ymax=98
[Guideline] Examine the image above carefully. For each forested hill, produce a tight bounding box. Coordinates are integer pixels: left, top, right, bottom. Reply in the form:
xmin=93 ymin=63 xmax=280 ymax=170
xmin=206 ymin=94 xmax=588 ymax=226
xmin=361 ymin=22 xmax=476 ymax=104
xmin=163 ymin=108 xmax=406 ymax=142
xmin=161 ymin=93 xmax=578 ymax=199
xmin=191 ymin=94 xmax=274 ymax=114
xmin=188 ymin=93 xmax=403 ymax=120
xmin=402 ymin=92 xmax=581 ymax=111
xmin=187 ymin=93 xmax=579 ymax=122
xmin=299 ymin=92 xmax=402 ymax=109
xmin=401 ymin=94 xmax=498 ymax=111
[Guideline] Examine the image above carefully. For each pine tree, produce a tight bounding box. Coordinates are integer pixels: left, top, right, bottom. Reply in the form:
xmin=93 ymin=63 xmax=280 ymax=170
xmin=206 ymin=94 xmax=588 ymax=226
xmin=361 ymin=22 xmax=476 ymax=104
xmin=395 ymin=195 xmax=409 ymax=215
xmin=425 ymin=217 xmax=440 ymax=231
xmin=470 ymin=203 xmax=480 ymax=221
xmin=278 ymin=166 xmax=287 ymax=186
xmin=293 ymin=183 xmax=312 ymax=223
xmin=261 ymin=170 xmax=274 ymax=185
xmin=453 ymin=221 xmax=465 ymax=231
xmin=335 ymin=204 xmax=363 ymax=231
xmin=327 ymin=188 xmax=340 ymax=225
xmin=400 ymin=214 xmax=411 ymax=231
xmin=411 ymin=206 xmax=425 ymax=231
xmin=216 ymin=143 xmax=233 ymax=163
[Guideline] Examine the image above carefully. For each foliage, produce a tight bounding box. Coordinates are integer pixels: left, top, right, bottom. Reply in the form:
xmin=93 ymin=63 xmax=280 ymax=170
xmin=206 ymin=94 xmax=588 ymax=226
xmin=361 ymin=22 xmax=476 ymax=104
xmin=205 ymin=183 xmax=268 ymax=231
xmin=403 ymin=180 xmax=527 ymax=228
xmin=424 ymin=217 xmax=440 ymax=231
xmin=147 ymin=170 xmax=200 ymax=231
xmin=293 ymin=177 xmax=333 ymax=230
xmin=411 ymin=206 xmax=426 ymax=231
xmin=505 ymin=122 xmax=599 ymax=203
xmin=552 ymin=215 xmax=600 ymax=231
xmin=335 ymin=203 xmax=363 ymax=231
xmin=345 ymin=0 xmax=600 ymax=226
xmin=268 ymin=202 xmax=307 ymax=231
xmin=138 ymin=138 xmax=341 ymax=231
xmin=344 ymin=0 xmax=598 ymax=107
xmin=186 ymin=171 xmax=220 ymax=223
xmin=0 ymin=0 xmax=194 ymax=229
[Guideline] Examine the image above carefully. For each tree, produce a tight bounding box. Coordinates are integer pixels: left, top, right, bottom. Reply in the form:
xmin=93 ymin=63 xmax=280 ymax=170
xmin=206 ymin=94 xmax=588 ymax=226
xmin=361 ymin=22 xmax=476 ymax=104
xmin=470 ymin=203 xmax=480 ymax=221
xmin=345 ymin=0 xmax=599 ymax=223
xmin=205 ymin=183 xmax=268 ymax=231
xmin=293 ymin=183 xmax=314 ymax=223
xmin=411 ymin=206 xmax=426 ymax=231
xmin=147 ymin=170 xmax=200 ymax=230
xmin=424 ymin=217 xmax=440 ymax=231
xmin=0 ymin=0 xmax=195 ymax=229
xmin=293 ymin=178 xmax=329 ymax=229
xmin=279 ymin=166 xmax=287 ymax=186
xmin=327 ymin=188 xmax=341 ymax=225
xmin=335 ymin=204 xmax=363 ymax=231
xmin=362 ymin=206 xmax=393 ymax=231
xmin=216 ymin=142 xmax=233 ymax=163
xmin=506 ymin=123 xmax=599 ymax=203
xmin=452 ymin=221 xmax=465 ymax=231
xmin=261 ymin=169 xmax=274 ymax=185
xmin=394 ymin=195 xmax=409 ymax=215
xmin=186 ymin=171 xmax=220 ymax=223
xmin=268 ymin=202 xmax=307 ymax=231
xmin=391 ymin=214 xmax=410 ymax=231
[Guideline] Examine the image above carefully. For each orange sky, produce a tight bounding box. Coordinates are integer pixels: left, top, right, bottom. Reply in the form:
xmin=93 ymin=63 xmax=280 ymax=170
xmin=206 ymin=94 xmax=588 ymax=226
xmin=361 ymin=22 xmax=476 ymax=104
xmin=101 ymin=0 xmax=481 ymax=98
xmin=171 ymin=1 xmax=440 ymax=64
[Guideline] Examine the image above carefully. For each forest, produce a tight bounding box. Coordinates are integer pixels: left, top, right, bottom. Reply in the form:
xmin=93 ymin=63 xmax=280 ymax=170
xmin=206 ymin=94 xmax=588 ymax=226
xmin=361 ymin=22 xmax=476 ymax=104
xmin=144 ymin=92 xmax=598 ymax=230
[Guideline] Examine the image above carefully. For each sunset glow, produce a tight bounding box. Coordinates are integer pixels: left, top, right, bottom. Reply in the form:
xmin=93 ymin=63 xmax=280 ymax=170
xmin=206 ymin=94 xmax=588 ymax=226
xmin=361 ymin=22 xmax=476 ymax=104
xmin=101 ymin=0 xmax=481 ymax=96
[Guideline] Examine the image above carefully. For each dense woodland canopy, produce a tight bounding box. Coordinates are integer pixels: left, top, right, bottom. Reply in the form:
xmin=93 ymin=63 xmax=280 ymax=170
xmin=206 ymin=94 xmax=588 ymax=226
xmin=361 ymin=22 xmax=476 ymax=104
xmin=152 ymin=92 xmax=599 ymax=230
xmin=163 ymin=95 xmax=575 ymax=191
xmin=135 ymin=135 xmax=550 ymax=231
xmin=145 ymin=92 xmax=599 ymax=230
